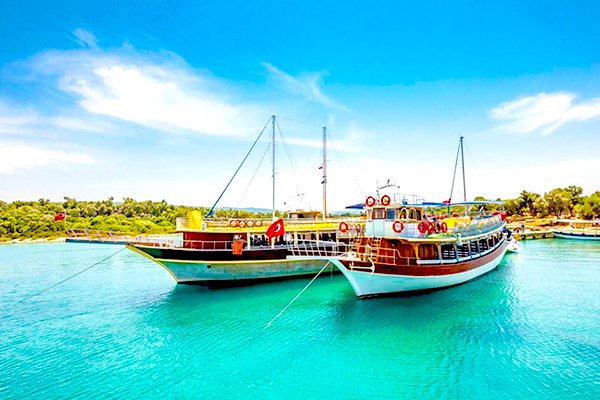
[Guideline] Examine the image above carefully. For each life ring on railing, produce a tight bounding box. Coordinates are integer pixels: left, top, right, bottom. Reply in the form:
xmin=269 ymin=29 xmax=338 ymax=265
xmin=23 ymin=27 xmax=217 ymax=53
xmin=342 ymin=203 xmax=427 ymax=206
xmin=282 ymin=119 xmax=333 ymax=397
xmin=381 ymin=195 xmax=391 ymax=206
xmin=355 ymin=224 xmax=363 ymax=232
xmin=229 ymin=220 xmax=239 ymax=228
xmin=246 ymin=220 xmax=255 ymax=227
xmin=255 ymin=220 xmax=263 ymax=227
xmin=238 ymin=220 xmax=246 ymax=228
xmin=427 ymin=222 xmax=435 ymax=234
xmin=365 ymin=196 xmax=376 ymax=207
xmin=339 ymin=222 xmax=349 ymax=233
xmin=392 ymin=220 xmax=404 ymax=233
xmin=441 ymin=222 xmax=448 ymax=233
xmin=418 ymin=221 xmax=427 ymax=234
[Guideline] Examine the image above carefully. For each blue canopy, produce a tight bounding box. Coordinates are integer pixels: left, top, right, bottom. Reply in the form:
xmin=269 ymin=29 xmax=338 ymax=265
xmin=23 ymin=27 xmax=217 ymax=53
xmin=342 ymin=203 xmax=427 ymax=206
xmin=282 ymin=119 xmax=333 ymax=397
xmin=346 ymin=200 xmax=504 ymax=209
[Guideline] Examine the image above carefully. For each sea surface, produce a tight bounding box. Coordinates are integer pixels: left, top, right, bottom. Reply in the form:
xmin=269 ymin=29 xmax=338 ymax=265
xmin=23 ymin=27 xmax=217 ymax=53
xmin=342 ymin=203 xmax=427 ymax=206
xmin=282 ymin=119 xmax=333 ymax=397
xmin=1 ymin=240 xmax=599 ymax=399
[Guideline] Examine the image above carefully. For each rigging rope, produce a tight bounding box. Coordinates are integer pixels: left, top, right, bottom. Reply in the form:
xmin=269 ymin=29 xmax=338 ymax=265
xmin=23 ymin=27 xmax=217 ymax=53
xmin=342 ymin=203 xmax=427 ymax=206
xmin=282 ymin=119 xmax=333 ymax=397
xmin=264 ymin=261 xmax=332 ymax=330
xmin=19 ymin=246 xmax=127 ymax=303
xmin=448 ymin=139 xmax=461 ymax=202
xmin=205 ymin=118 xmax=271 ymax=218
xmin=236 ymin=141 xmax=272 ymax=207
xmin=275 ymin=118 xmax=298 ymax=171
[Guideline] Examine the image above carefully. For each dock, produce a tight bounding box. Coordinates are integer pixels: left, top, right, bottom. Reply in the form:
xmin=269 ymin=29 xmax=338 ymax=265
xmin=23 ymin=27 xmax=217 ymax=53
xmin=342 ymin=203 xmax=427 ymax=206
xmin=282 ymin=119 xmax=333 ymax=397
xmin=66 ymin=229 xmax=132 ymax=245
xmin=513 ymin=230 xmax=555 ymax=240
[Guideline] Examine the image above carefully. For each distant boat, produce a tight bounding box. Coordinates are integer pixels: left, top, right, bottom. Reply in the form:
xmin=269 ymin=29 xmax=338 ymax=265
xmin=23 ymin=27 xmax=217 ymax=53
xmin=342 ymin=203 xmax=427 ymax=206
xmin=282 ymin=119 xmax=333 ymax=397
xmin=330 ymin=137 xmax=510 ymax=297
xmin=128 ymin=116 xmax=360 ymax=285
xmin=553 ymin=219 xmax=600 ymax=241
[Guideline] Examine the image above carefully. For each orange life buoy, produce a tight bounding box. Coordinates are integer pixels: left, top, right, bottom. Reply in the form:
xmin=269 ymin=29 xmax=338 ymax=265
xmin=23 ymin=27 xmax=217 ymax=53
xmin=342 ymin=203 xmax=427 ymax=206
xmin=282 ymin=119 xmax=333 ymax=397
xmin=381 ymin=195 xmax=391 ymax=206
xmin=365 ymin=196 xmax=376 ymax=207
xmin=238 ymin=220 xmax=246 ymax=228
xmin=441 ymin=222 xmax=448 ymax=233
xmin=255 ymin=220 xmax=263 ymax=227
xmin=427 ymin=222 xmax=435 ymax=234
xmin=246 ymin=220 xmax=254 ymax=227
xmin=339 ymin=222 xmax=349 ymax=233
xmin=418 ymin=221 xmax=427 ymax=233
xmin=229 ymin=220 xmax=239 ymax=228
xmin=392 ymin=220 xmax=404 ymax=233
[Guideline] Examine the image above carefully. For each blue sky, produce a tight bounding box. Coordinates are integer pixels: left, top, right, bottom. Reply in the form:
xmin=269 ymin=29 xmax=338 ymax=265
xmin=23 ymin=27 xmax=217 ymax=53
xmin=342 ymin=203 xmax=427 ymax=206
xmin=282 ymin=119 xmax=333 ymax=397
xmin=1 ymin=0 xmax=599 ymax=211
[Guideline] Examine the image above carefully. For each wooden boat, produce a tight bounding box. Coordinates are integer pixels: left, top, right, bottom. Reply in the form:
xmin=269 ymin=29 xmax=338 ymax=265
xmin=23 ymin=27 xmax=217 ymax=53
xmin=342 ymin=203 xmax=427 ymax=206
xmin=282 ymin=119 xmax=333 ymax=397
xmin=128 ymin=116 xmax=360 ymax=285
xmin=330 ymin=137 xmax=509 ymax=297
xmin=331 ymin=196 xmax=509 ymax=297
xmin=553 ymin=219 xmax=600 ymax=240
xmin=129 ymin=212 xmax=357 ymax=285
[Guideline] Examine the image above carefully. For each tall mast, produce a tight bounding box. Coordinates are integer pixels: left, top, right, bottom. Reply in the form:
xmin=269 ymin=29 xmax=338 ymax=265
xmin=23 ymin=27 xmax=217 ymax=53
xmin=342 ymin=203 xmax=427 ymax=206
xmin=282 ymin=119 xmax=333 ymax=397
xmin=271 ymin=115 xmax=276 ymax=220
xmin=460 ymin=135 xmax=466 ymax=202
xmin=322 ymin=126 xmax=327 ymax=220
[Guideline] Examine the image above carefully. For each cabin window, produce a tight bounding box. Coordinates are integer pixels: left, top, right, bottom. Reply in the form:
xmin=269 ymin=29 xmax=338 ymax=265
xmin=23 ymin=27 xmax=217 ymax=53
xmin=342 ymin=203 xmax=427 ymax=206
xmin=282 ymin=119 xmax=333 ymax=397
xmin=470 ymin=241 xmax=479 ymax=255
xmin=372 ymin=208 xmax=386 ymax=220
xmin=456 ymin=243 xmax=470 ymax=258
xmin=414 ymin=209 xmax=422 ymax=220
xmin=386 ymin=209 xmax=396 ymax=220
xmin=479 ymin=239 xmax=488 ymax=251
xmin=441 ymin=243 xmax=456 ymax=260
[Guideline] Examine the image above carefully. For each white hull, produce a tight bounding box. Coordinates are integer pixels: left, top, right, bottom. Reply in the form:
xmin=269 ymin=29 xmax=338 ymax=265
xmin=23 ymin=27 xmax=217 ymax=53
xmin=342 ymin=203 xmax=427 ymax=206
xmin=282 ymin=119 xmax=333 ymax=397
xmin=554 ymin=231 xmax=600 ymax=241
xmin=158 ymin=256 xmax=334 ymax=284
xmin=331 ymin=245 xmax=508 ymax=297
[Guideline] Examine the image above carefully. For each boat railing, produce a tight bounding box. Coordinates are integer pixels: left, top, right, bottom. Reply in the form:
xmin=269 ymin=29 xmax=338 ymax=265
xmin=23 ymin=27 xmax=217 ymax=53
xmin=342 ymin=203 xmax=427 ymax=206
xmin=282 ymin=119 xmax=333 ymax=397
xmin=345 ymin=233 xmax=506 ymax=267
xmin=67 ymin=228 xmax=133 ymax=242
xmin=131 ymin=234 xmax=182 ymax=248
xmin=288 ymin=240 xmax=348 ymax=258
xmin=176 ymin=216 xmax=364 ymax=232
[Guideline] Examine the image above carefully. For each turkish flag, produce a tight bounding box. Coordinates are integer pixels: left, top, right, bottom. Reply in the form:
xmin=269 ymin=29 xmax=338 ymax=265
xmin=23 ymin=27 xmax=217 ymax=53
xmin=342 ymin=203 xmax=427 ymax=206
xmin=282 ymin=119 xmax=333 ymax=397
xmin=442 ymin=198 xmax=452 ymax=205
xmin=266 ymin=218 xmax=285 ymax=239
xmin=54 ymin=211 xmax=66 ymax=221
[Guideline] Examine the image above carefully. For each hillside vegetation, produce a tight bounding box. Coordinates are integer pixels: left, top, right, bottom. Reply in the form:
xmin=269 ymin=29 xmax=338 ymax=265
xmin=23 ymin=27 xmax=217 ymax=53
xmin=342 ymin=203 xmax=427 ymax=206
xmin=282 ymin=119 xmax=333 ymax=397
xmin=1 ymin=186 xmax=599 ymax=242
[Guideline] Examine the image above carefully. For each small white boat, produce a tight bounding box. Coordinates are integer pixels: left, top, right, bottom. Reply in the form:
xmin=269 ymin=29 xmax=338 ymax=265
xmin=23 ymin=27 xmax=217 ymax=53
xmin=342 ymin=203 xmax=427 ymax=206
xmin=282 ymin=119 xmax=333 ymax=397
xmin=506 ymin=238 xmax=521 ymax=252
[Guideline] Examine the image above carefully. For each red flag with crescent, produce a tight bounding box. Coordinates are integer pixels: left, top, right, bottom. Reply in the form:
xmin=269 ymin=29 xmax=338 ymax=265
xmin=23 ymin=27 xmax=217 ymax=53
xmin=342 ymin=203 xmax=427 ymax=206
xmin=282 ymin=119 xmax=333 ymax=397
xmin=54 ymin=211 xmax=66 ymax=221
xmin=442 ymin=198 xmax=451 ymax=205
xmin=266 ymin=218 xmax=285 ymax=239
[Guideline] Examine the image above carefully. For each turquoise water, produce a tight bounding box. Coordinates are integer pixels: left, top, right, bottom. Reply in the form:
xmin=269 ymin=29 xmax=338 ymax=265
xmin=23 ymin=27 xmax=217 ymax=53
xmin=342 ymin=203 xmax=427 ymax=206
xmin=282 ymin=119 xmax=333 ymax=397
xmin=1 ymin=240 xmax=599 ymax=399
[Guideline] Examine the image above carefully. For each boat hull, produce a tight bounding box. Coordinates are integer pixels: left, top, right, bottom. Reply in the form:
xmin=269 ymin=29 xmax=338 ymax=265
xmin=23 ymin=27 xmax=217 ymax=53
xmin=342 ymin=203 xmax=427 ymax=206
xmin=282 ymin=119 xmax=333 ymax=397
xmin=332 ymin=241 xmax=508 ymax=298
xmin=554 ymin=231 xmax=600 ymax=241
xmin=129 ymin=245 xmax=334 ymax=284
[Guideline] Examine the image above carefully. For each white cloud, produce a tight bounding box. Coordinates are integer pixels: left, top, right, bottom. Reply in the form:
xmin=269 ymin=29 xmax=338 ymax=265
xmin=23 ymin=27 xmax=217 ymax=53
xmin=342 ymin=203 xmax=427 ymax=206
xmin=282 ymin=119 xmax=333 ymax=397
xmin=60 ymin=64 xmax=263 ymax=136
xmin=0 ymin=101 xmax=39 ymax=135
xmin=263 ymin=62 xmax=346 ymax=110
xmin=0 ymin=141 xmax=95 ymax=174
xmin=19 ymin=47 xmax=268 ymax=137
xmin=73 ymin=28 xmax=98 ymax=48
xmin=490 ymin=92 xmax=600 ymax=134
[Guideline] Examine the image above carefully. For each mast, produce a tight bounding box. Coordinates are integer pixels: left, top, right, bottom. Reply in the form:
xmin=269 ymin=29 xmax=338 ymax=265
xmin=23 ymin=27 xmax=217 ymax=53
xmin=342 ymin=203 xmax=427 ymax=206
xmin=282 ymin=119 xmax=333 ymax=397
xmin=322 ymin=126 xmax=327 ymax=220
xmin=271 ymin=115 xmax=276 ymax=220
xmin=460 ymin=136 xmax=466 ymax=202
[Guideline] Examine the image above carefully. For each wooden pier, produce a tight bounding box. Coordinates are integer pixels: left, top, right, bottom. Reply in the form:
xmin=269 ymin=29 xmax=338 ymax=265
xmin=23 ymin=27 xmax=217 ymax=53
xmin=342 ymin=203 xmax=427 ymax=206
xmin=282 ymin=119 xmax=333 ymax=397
xmin=513 ymin=230 xmax=555 ymax=240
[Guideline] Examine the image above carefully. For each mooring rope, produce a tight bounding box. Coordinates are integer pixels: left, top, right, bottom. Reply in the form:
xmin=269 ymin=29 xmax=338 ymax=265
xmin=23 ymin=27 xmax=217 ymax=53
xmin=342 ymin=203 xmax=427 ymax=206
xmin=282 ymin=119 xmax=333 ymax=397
xmin=264 ymin=260 xmax=332 ymax=330
xmin=19 ymin=246 xmax=127 ymax=303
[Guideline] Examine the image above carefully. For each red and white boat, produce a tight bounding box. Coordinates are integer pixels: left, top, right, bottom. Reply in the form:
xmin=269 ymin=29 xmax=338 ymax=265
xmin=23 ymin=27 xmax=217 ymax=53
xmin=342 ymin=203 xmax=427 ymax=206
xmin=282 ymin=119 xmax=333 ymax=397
xmin=332 ymin=194 xmax=509 ymax=297
xmin=331 ymin=137 xmax=510 ymax=297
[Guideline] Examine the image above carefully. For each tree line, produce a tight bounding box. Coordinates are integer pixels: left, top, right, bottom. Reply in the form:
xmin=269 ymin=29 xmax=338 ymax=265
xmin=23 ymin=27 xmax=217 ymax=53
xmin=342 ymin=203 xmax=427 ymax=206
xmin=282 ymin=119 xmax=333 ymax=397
xmin=0 ymin=197 xmax=275 ymax=241
xmin=501 ymin=186 xmax=600 ymax=219
xmin=1 ymin=187 xmax=599 ymax=241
